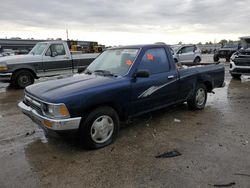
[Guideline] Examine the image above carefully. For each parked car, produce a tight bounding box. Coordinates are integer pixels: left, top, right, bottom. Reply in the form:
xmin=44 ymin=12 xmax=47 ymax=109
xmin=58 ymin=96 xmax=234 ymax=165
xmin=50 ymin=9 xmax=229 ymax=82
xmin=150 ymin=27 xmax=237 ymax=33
xmin=230 ymin=37 xmax=250 ymax=79
xmin=213 ymin=43 xmax=240 ymax=62
xmin=18 ymin=44 xmax=225 ymax=149
xmin=171 ymin=44 xmax=202 ymax=63
xmin=0 ymin=41 xmax=99 ymax=88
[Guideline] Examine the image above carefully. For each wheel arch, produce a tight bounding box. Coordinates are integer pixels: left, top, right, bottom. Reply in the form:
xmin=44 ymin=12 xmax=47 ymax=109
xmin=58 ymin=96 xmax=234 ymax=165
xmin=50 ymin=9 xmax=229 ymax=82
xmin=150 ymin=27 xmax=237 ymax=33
xmin=82 ymin=102 xmax=126 ymax=122
xmin=12 ymin=68 xmax=37 ymax=79
xmin=197 ymin=75 xmax=214 ymax=92
xmin=203 ymin=81 xmax=213 ymax=92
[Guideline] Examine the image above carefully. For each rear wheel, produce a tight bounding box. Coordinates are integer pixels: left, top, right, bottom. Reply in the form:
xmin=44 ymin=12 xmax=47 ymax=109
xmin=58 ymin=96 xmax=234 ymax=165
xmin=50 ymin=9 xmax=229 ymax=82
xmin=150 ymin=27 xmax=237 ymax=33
xmin=12 ymin=70 xmax=35 ymax=89
xmin=79 ymin=106 xmax=119 ymax=149
xmin=187 ymin=83 xmax=207 ymax=110
xmin=231 ymin=73 xmax=241 ymax=79
xmin=194 ymin=57 xmax=201 ymax=63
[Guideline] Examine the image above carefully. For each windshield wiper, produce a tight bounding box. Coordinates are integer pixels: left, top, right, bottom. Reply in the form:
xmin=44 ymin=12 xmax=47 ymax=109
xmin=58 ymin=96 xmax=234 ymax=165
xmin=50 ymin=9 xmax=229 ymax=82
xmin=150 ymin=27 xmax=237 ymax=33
xmin=94 ymin=70 xmax=117 ymax=77
xmin=84 ymin=69 xmax=92 ymax=75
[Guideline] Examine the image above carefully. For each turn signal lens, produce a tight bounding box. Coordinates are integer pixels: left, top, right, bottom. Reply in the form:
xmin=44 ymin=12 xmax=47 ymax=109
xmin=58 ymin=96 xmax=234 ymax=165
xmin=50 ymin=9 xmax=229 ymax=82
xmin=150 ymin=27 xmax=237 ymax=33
xmin=0 ymin=66 xmax=7 ymax=71
xmin=43 ymin=120 xmax=53 ymax=128
xmin=59 ymin=105 xmax=69 ymax=117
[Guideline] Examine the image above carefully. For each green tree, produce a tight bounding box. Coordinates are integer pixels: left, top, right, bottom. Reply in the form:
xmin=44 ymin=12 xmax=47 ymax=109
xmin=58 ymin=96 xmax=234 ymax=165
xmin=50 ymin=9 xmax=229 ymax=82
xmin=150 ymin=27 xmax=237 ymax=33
xmin=219 ymin=39 xmax=228 ymax=45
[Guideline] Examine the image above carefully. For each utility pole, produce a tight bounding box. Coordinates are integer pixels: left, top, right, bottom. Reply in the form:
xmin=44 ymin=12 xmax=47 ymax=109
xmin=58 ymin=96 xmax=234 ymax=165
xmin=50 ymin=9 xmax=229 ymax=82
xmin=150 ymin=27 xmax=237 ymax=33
xmin=66 ymin=29 xmax=69 ymax=40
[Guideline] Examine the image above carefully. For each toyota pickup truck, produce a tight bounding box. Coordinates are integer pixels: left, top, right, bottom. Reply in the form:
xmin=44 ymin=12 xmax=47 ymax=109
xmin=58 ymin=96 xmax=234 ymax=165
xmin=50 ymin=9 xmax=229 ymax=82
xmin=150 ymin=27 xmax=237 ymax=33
xmin=18 ymin=44 xmax=225 ymax=149
xmin=0 ymin=41 xmax=99 ymax=88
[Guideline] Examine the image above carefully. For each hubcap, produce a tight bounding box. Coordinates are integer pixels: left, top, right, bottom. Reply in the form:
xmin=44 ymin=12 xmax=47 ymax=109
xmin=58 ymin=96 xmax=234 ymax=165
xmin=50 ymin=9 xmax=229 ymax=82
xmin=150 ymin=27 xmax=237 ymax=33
xmin=90 ymin=115 xmax=114 ymax=144
xmin=19 ymin=75 xmax=30 ymax=86
xmin=196 ymin=88 xmax=205 ymax=106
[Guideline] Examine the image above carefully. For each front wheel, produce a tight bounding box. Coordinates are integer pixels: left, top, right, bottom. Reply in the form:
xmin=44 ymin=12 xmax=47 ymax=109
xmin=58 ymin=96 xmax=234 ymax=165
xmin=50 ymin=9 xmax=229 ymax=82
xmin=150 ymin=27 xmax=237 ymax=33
xmin=12 ymin=70 xmax=35 ymax=89
xmin=79 ymin=106 xmax=120 ymax=149
xmin=187 ymin=84 xmax=207 ymax=110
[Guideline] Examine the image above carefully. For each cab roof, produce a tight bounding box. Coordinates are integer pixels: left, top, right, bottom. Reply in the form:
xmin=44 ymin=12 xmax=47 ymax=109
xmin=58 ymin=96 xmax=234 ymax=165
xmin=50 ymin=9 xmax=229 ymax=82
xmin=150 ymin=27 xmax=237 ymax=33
xmin=110 ymin=44 xmax=170 ymax=49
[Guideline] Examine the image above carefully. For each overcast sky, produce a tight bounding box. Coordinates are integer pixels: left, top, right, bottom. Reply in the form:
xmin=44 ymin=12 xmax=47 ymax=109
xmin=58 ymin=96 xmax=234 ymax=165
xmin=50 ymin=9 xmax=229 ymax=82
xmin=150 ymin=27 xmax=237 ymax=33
xmin=0 ymin=0 xmax=250 ymax=45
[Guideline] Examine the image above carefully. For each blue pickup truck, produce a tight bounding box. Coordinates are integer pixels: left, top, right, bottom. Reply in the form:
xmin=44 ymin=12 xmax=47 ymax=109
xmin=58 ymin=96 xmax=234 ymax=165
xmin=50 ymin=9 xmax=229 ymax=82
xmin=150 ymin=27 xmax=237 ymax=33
xmin=18 ymin=44 xmax=225 ymax=149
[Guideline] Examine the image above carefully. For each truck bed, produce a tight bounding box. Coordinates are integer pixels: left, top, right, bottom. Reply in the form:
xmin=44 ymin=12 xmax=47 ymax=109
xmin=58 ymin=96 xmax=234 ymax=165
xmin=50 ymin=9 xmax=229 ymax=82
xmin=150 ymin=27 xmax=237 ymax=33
xmin=178 ymin=62 xmax=225 ymax=91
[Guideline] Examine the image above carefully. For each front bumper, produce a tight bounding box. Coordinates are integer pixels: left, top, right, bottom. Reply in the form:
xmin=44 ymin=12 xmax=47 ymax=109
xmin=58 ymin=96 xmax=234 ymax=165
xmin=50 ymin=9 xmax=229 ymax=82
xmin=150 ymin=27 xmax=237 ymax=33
xmin=18 ymin=101 xmax=81 ymax=131
xmin=230 ymin=61 xmax=250 ymax=74
xmin=0 ymin=72 xmax=12 ymax=81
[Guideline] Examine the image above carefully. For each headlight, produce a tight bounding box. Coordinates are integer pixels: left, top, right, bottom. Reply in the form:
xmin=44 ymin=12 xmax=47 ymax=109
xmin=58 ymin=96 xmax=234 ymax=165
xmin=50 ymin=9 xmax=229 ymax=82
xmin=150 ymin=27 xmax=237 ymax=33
xmin=0 ymin=62 xmax=8 ymax=71
xmin=43 ymin=103 xmax=70 ymax=118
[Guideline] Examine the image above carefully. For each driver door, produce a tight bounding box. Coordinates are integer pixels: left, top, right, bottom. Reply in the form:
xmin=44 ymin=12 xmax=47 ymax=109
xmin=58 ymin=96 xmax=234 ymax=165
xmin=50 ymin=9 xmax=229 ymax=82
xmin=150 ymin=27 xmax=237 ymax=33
xmin=178 ymin=46 xmax=195 ymax=63
xmin=131 ymin=48 xmax=178 ymax=115
xmin=42 ymin=43 xmax=72 ymax=76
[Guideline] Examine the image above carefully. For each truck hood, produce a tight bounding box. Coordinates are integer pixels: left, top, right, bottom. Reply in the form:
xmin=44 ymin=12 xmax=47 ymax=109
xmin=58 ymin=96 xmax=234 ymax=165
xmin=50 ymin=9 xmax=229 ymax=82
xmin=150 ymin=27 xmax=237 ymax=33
xmin=0 ymin=54 xmax=42 ymax=64
xmin=25 ymin=74 xmax=123 ymax=103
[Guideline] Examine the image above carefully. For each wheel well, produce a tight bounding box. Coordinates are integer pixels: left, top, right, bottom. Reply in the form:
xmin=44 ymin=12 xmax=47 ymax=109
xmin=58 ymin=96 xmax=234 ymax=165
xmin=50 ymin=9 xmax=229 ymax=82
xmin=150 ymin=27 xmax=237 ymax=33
xmin=84 ymin=103 xmax=126 ymax=121
xmin=203 ymin=81 xmax=213 ymax=92
xmin=12 ymin=68 xmax=37 ymax=79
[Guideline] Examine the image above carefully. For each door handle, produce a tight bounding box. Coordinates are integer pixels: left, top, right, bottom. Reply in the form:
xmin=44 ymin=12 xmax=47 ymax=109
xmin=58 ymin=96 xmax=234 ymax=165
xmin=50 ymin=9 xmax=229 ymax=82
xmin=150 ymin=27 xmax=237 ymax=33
xmin=63 ymin=56 xmax=70 ymax=59
xmin=168 ymin=75 xmax=175 ymax=79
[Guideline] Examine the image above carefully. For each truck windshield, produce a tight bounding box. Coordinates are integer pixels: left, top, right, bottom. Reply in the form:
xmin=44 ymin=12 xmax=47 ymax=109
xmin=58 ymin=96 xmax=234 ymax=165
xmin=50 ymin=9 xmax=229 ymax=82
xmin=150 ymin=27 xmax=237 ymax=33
xmin=223 ymin=44 xmax=238 ymax=48
xmin=29 ymin=43 xmax=47 ymax=55
xmin=87 ymin=48 xmax=139 ymax=76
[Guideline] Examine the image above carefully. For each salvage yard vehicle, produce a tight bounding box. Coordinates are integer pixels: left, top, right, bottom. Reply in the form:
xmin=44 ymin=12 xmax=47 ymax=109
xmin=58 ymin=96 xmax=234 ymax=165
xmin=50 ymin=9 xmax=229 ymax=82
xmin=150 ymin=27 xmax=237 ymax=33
xmin=230 ymin=36 xmax=250 ymax=79
xmin=171 ymin=44 xmax=202 ymax=63
xmin=213 ymin=43 xmax=240 ymax=62
xmin=18 ymin=44 xmax=225 ymax=149
xmin=0 ymin=41 xmax=99 ymax=88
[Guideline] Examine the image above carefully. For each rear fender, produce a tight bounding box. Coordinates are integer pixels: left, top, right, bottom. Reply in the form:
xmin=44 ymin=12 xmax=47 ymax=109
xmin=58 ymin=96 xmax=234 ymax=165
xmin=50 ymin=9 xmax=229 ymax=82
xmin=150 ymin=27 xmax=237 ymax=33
xmin=197 ymin=74 xmax=214 ymax=92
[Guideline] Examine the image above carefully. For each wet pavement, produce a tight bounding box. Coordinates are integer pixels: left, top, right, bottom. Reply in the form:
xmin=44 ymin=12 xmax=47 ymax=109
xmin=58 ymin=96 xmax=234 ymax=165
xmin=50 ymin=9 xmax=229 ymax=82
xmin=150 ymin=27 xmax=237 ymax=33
xmin=0 ymin=56 xmax=250 ymax=188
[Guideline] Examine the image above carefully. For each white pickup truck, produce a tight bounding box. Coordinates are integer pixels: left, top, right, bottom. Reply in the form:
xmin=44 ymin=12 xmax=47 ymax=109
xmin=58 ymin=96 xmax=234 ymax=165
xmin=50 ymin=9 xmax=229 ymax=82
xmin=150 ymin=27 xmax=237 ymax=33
xmin=0 ymin=41 xmax=99 ymax=88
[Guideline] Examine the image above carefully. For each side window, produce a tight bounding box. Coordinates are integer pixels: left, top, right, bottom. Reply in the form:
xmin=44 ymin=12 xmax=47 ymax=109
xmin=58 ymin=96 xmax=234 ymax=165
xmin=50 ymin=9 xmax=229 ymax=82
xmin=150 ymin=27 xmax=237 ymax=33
xmin=181 ymin=46 xmax=194 ymax=54
xmin=46 ymin=44 xmax=66 ymax=56
xmin=138 ymin=48 xmax=169 ymax=74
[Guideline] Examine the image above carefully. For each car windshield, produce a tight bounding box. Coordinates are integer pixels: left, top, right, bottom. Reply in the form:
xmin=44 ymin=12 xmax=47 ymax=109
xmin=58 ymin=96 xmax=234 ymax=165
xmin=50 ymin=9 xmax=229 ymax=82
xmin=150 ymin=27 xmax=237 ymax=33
xmin=29 ymin=43 xmax=47 ymax=55
xmin=171 ymin=45 xmax=181 ymax=52
xmin=86 ymin=48 xmax=139 ymax=76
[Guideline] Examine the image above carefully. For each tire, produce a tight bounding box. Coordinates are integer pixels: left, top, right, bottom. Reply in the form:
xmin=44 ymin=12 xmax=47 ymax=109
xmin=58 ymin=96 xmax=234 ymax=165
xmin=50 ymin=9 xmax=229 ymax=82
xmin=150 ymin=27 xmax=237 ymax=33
xmin=194 ymin=57 xmax=201 ymax=63
xmin=79 ymin=106 xmax=120 ymax=149
xmin=187 ymin=83 xmax=207 ymax=110
xmin=213 ymin=54 xmax=219 ymax=62
xmin=231 ymin=73 xmax=241 ymax=79
xmin=12 ymin=70 xmax=35 ymax=89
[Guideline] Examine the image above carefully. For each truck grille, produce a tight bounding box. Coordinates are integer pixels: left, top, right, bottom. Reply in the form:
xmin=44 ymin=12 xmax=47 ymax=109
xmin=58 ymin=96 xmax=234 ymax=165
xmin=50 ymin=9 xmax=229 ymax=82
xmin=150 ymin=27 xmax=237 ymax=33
xmin=23 ymin=94 xmax=43 ymax=115
xmin=234 ymin=61 xmax=250 ymax=66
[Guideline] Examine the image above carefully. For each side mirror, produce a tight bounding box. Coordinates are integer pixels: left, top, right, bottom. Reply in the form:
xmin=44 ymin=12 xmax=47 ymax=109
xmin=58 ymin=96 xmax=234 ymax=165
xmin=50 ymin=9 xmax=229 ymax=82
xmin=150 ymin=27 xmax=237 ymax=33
xmin=133 ymin=70 xmax=150 ymax=78
xmin=51 ymin=52 xmax=58 ymax=57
